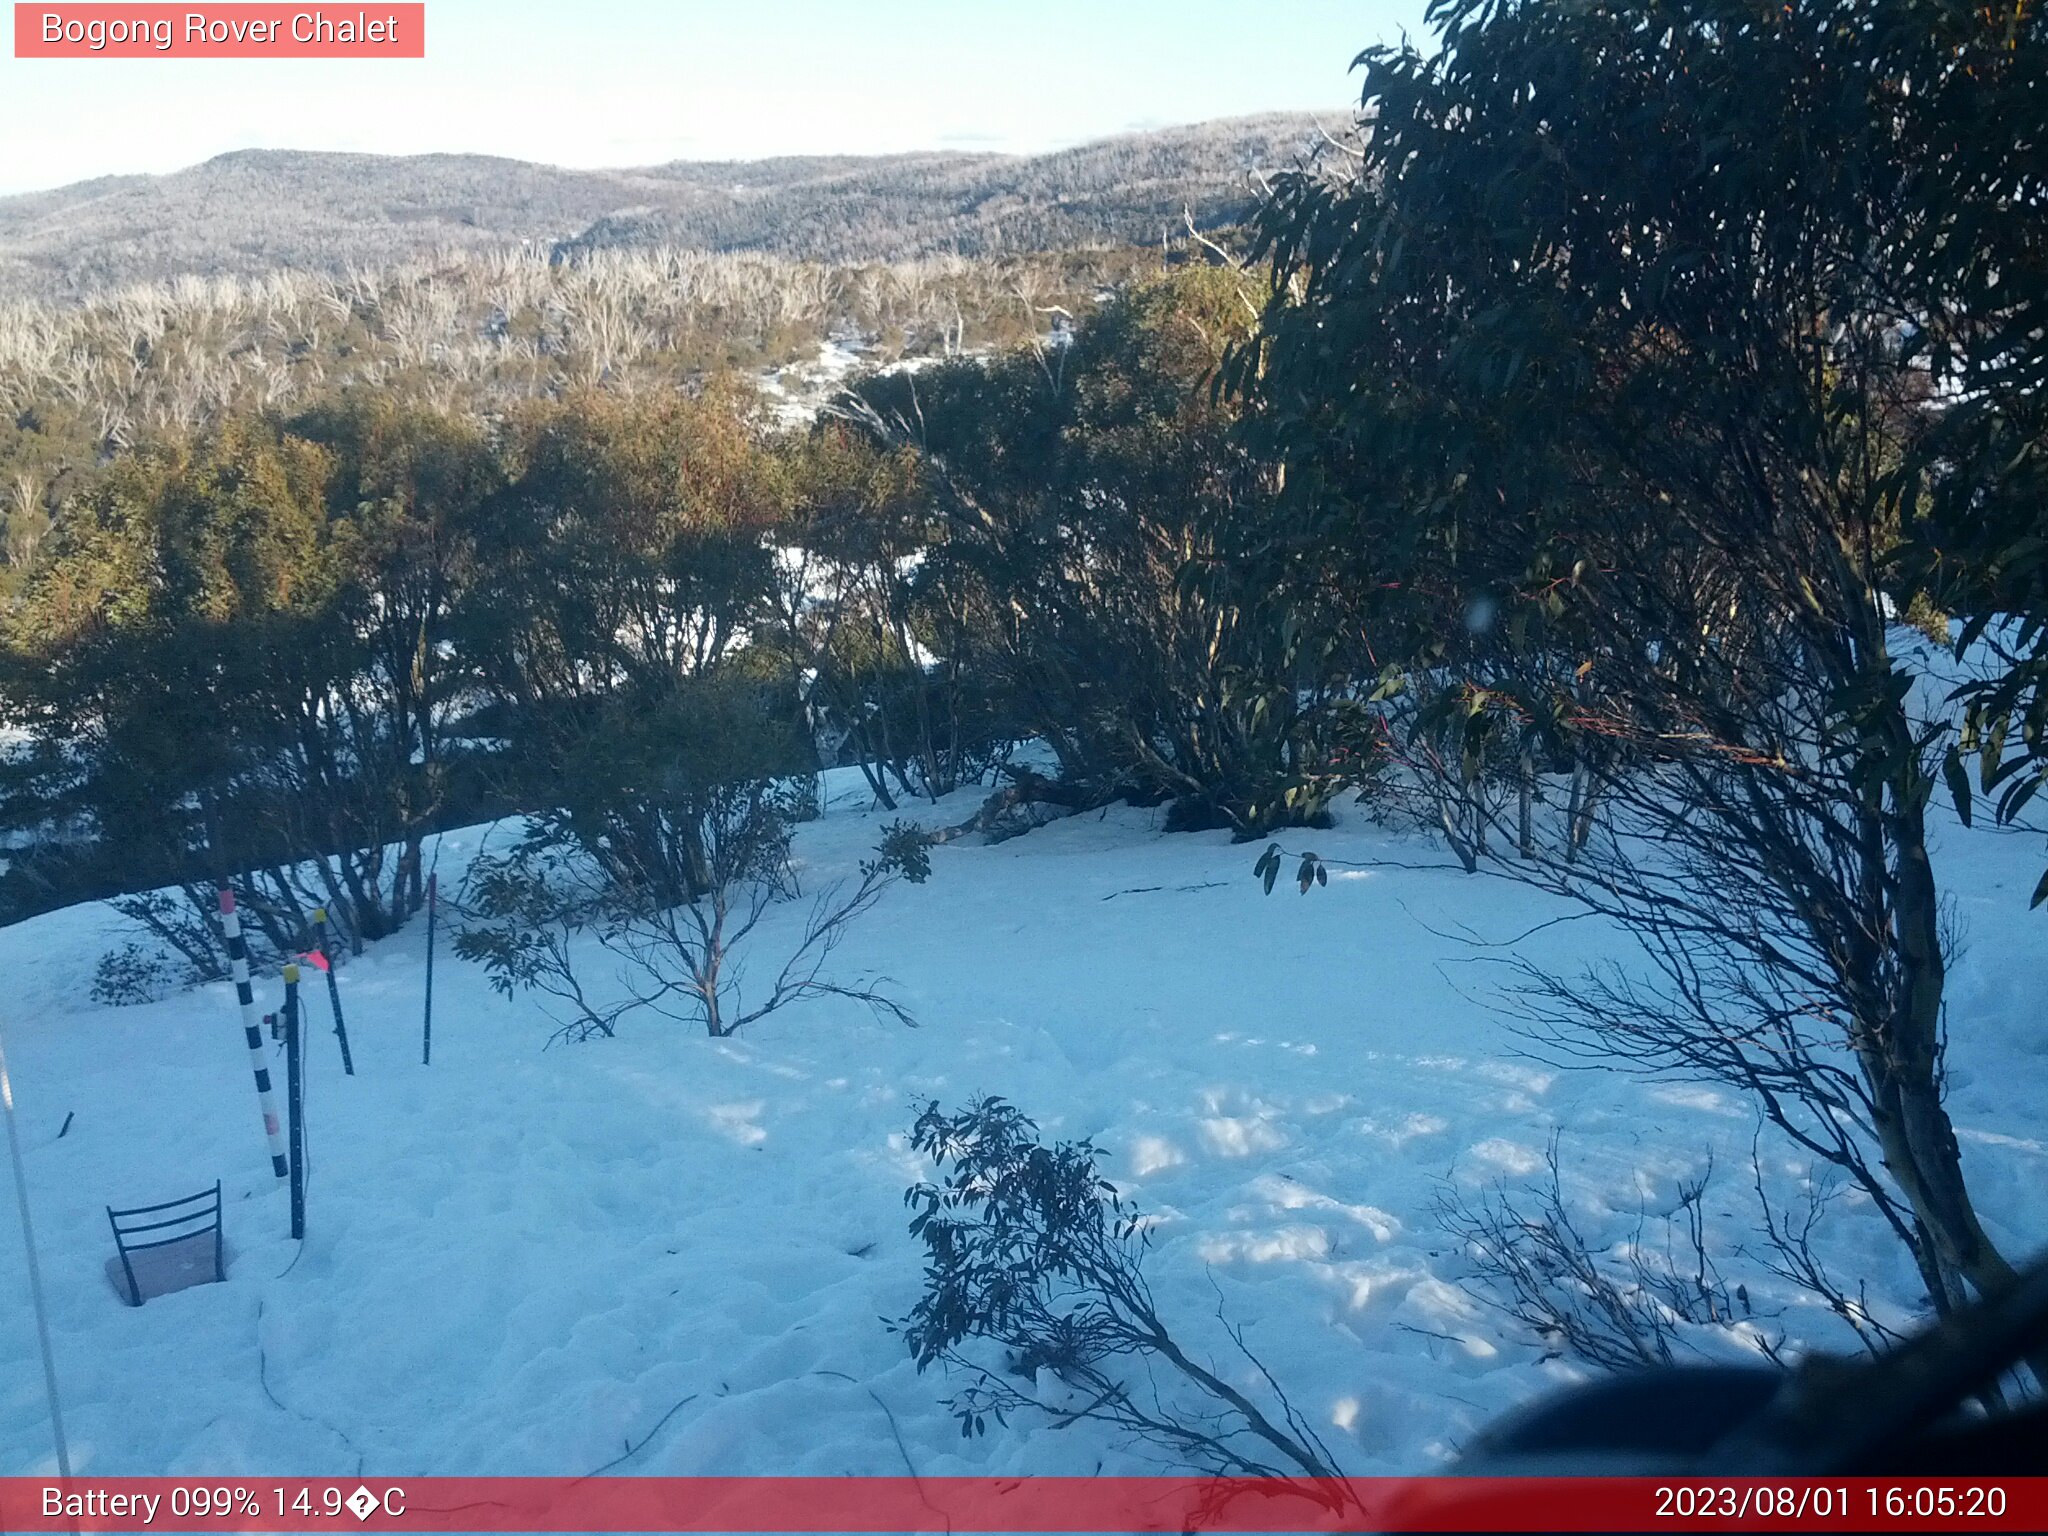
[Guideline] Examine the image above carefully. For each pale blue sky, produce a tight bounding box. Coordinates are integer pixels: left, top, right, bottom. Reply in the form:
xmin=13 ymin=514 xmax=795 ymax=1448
xmin=0 ymin=2 xmax=1430 ymax=195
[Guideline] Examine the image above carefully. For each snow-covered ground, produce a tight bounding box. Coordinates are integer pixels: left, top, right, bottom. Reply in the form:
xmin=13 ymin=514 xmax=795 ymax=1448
xmin=758 ymin=338 xmax=881 ymax=428
xmin=1 ymin=769 xmax=2043 ymax=1479
xmin=757 ymin=336 xmax=950 ymax=428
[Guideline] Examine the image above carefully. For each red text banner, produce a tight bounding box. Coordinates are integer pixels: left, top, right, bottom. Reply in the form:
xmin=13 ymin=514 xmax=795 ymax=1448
xmin=0 ymin=1476 xmax=2043 ymax=1532
xmin=14 ymin=5 xmax=425 ymax=57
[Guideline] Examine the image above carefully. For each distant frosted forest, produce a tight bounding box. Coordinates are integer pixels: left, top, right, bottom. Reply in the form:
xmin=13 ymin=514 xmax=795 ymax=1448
xmin=0 ymin=243 xmax=1162 ymax=577
xmin=0 ymin=113 xmax=1328 ymax=301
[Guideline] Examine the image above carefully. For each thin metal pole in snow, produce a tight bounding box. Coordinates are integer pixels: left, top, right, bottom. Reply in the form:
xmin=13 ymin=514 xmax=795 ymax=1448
xmin=421 ymin=872 xmax=437 ymax=1067
xmin=0 ymin=1022 xmax=72 ymax=1479
xmin=220 ymin=888 xmax=288 ymax=1180
xmin=310 ymin=907 xmax=354 ymax=1076
xmin=284 ymin=965 xmax=305 ymax=1242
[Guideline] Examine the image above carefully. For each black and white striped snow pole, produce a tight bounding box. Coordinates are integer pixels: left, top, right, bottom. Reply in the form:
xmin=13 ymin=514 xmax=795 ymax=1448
xmin=219 ymin=887 xmax=288 ymax=1180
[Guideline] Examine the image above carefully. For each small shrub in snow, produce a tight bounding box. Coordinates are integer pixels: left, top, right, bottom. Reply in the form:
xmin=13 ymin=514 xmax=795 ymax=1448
xmin=605 ymin=810 xmax=920 ymax=1037
xmin=91 ymin=941 xmax=182 ymax=1006
xmin=895 ymin=1097 xmax=1348 ymax=1491
xmin=456 ymin=812 xmax=923 ymax=1041
xmin=1435 ymin=1136 xmax=1784 ymax=1372
xmin=454 ymin=842 xmax=627 ymax=1044
xmin=873 ymin=819 xmax=933 ymax=884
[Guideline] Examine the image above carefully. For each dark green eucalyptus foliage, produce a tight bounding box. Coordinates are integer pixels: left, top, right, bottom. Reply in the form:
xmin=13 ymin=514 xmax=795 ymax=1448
xmin=768 ymin=422 xmax=1009 ymax=809
xmin=1873 ymin=4 xmax=2048 ymax=902
xmin=1229 ymin=0 xmax=2043 ymax=1321
xmin=291 ymin=394 xmax=502 ymax=914
xmin=452 ymin=834 xmax=628 ymax=1044
xmin=873 ymin=817 xmax=936 ymax=885
xmin=503 ymin=677 xmax=815 ymax=911
xmin=895 ymin=1096 xmax=1346 ymax=1485
xmin=898 ymin=1097 xmax=1145 ymax=1391
xmin=1 ymin=417 xmax=453 ymax=948
xmin=0 ymin=384 xmax=809 ymax=936
xmin=1230 ymin=0 xmax=1961 ymax=687
xmin=1253 ymin=843 xmax=1327 ymax=896
xmin=850 ymin=270 xmax=1365 ymax=835
xmin=460 ymin=385 xmax=782 ymax=715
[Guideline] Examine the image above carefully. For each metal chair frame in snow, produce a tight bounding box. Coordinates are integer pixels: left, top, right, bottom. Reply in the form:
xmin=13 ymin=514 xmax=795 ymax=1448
xmin=106 ymin=1182 xmax=224 ymax=1307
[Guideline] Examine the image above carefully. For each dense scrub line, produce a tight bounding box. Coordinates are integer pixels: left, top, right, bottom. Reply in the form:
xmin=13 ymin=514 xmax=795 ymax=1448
xmin=0 ymin=242 xmax=1154 ymax=577
xmin=0 ymin=265 xmax=1329 ymax=962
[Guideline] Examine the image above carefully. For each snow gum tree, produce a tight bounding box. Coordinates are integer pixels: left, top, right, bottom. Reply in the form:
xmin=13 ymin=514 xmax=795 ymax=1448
xmin=456 ymin=676 xmax=927 ymax=1039
xmin=838 ymin=269 xmax=1366 ymax=836
xmin=2 ymin=409 xmax=480 ymax=957
xmin=1230 ymin=0 xmax=2044 ymax=1333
